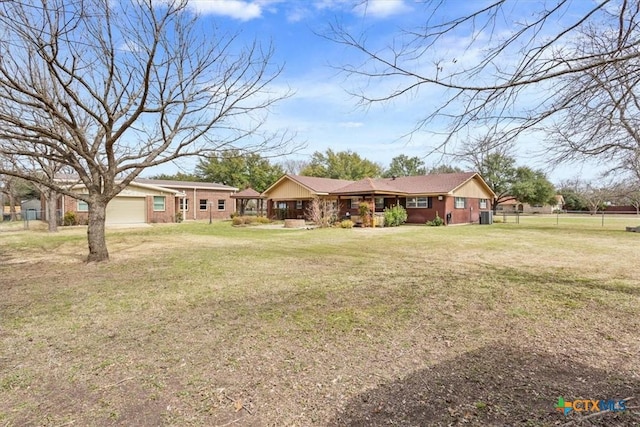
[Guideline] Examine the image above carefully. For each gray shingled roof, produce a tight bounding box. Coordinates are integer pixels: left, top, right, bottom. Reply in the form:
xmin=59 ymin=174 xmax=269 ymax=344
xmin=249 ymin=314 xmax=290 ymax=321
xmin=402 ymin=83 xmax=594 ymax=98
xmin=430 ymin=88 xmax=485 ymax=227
xmin=135 ymin=178 xmax=237 ymax=191
xmin=285 ymin=174 xmax=355 ymax=194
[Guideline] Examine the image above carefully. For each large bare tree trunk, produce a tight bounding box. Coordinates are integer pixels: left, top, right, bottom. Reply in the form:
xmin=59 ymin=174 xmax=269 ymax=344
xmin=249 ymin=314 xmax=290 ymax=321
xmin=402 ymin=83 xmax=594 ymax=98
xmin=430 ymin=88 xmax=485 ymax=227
xmin=8 ymin=192 xmax=16 ymax=221
xmin=87 ymin=201 xmax=108 ymax=262
xmin=46 ymin=190 xmax=58 ymax=232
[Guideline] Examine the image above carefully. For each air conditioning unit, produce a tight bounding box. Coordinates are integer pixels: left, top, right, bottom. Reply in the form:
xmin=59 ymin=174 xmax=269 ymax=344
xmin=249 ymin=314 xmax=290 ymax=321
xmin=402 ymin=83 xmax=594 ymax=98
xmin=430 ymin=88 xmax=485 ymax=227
xmin=480 ymin=211 xmax=493 ymax=225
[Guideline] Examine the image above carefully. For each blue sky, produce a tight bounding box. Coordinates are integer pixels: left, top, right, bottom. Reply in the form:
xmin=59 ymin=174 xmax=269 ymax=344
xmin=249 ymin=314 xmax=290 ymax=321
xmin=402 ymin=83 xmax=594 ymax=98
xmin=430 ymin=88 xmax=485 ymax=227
xmin=157 ymin=0 xmax=604 ymax=183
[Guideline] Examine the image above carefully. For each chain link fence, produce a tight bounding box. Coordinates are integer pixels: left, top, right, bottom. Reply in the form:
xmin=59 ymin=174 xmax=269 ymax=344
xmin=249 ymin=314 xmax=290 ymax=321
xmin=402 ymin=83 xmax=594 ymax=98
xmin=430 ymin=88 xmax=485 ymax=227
xmin=496 ymin=210 xmax=640 ymax=229
xmin=1 ymin=209 xmax=63 ymax=229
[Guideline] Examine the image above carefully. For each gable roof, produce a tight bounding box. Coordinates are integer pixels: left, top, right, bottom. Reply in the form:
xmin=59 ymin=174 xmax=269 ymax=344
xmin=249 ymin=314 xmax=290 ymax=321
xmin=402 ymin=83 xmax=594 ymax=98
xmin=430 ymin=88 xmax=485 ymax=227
xmin=333 ymin=177 xmax=408 ymax=195
xmin=262 ymin=174 xmax=355 ymax=196
xmin=231 ymin=187 xmax=264 ymax=199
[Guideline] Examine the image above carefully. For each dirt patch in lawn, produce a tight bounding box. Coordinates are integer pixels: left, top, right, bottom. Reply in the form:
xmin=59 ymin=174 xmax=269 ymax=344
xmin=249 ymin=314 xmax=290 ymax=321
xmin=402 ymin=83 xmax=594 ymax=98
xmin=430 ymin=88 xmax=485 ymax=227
xmin=330 ymin=343 xmax=639 ymax=426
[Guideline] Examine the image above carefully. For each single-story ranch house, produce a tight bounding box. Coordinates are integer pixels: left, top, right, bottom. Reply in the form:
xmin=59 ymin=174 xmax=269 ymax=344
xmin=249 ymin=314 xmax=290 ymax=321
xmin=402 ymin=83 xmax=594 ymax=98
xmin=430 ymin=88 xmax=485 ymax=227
xmin=262 ymin=172 xmax=496 ymax=225
xmin=51 ymin=178 xmax=238 ymax=225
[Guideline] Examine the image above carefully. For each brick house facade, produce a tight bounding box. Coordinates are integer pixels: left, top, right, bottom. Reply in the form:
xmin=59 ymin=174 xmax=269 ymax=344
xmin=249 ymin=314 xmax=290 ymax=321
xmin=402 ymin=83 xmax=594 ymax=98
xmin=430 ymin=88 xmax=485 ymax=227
xmin=54 ymin=179 xmax=237 ymax=225
xmin=263 ymin=173 xmax=495 ymax=225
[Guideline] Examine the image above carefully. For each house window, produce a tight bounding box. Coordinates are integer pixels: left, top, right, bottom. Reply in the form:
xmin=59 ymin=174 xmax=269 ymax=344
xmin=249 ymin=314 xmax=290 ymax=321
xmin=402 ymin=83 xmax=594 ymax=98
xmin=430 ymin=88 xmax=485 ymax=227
xmin=217 ymin=199 xmax=226 ymax=211
xmin=406 ymin=197 xmax=432 ymax=208
xmin=455 ymin=197 xmax=466 ymax=209
xmin=375 ymin=197 xmax=384 ymax=210
xmin=479 ymin=199 xmax=488 ymax=209
xmin=179 ymin=198 xmax=189 ymax=211
xmin=296 ymin=200 xmax=303 ymax=210
xmin=153 ymin=196 xmax=166 ymax=211
xmin=350 ymin=198 xmax=360 ymax=209
xmin=199 ymin=199 xmax=208 ymax=210
xmin=77 ymin=199 xmax=88 ymax=212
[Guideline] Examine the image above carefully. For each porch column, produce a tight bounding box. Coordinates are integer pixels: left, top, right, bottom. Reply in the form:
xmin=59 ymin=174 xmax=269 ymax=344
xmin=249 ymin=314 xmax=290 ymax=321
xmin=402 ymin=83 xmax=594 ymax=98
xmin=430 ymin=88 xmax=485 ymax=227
xmin=370 ymin=194 xmax=375 ymax=227
xmin=193 ymin=188 xmax=197 ymax=220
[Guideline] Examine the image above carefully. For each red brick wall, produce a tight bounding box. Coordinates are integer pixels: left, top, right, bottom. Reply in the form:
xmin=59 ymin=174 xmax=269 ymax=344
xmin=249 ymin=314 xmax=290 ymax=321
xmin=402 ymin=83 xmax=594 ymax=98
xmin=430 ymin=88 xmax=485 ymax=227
xmin=147 ymin=195 xmax=175 ymax=223
xmin=62 ymin=194 xmax=88 ymax=224
xmin=449 ymin=197 xmax=483 ymax=224
xmin=170 ymin=188 xmax=235 ymax=221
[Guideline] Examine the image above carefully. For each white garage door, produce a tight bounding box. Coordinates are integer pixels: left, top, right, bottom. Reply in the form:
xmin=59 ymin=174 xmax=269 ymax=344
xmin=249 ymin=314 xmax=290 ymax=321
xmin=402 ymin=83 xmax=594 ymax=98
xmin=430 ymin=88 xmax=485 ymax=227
xmin=106 ymin=197 xmax=146 ymax=224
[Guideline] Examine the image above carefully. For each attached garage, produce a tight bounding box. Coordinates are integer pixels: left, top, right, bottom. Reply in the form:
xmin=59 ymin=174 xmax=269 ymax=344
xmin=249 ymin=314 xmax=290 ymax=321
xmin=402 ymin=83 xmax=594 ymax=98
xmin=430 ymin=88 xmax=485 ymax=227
xmin=106 ymin=196 xmax=146 ymax=224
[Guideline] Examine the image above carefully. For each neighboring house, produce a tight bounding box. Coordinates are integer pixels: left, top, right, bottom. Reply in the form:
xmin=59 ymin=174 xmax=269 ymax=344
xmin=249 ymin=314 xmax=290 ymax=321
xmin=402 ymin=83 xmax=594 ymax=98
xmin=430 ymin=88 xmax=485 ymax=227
xmin=135 ymin=179 xmax=238 ymax=222
xmin=497 ymin=195 xmax=565 ymax=214
xmin=262 ymin=173 xmax=496 ymax=224
xmin=50 ymin=178 xmax=238 ymax=225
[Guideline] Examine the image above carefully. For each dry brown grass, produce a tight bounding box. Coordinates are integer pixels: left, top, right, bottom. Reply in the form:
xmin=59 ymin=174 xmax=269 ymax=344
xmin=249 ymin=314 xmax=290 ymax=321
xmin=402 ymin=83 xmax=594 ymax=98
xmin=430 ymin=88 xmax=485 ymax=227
xmin=1 ymin=219 xmax=639 ymax=426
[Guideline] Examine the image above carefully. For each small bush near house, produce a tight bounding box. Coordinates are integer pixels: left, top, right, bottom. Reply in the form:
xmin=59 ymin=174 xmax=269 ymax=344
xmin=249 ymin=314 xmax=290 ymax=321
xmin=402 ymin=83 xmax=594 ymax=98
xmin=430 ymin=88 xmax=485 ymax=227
xmin=358 ymin=202 xmax=371 ymax=227
xmin=62 ymin=211 xmax=77 ymax=226
xmin=306 ymin=197 xmax=340 ymax=228
xmin=383 ymin=205 xmax=408 ymax=227
xmin=340 ymin=219 xmax=354 ymax=228
xmin=426 ymin=212 xmax=445 ymax=226
xmin=175 ymin=212 xmax=183 ymax=223
xmin=232 ymin=215 xmax=271 ymax=226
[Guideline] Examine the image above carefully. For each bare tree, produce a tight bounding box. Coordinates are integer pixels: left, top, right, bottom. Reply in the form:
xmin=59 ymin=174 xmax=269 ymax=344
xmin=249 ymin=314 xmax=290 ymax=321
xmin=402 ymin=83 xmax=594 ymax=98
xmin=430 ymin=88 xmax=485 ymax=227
xmin=280 ymin=158 xmax=309 ymax=175
xmin=32 ymin=158 xmax=67 ymax=232
xmin=611 ymin=181 xmax=640 ymax=214
xmin=620 ymin=150 xmax=640 ymax=182
xmin=0 ymin=0 xmax=292 ymax=261
xmin=614 ymin=150 xmax=640 ymax=214
xmin=576 ymin=180 xmax=615 ymax=215
xmin=622 ymin=186 xmax=640 ymax=215
xmin=328 ymin=1 xmax=639 ymax=163
xmin=305 ymin=198 xmax=340 ymax=228
xmin=546 ymin=18 xmax=640 ymax=168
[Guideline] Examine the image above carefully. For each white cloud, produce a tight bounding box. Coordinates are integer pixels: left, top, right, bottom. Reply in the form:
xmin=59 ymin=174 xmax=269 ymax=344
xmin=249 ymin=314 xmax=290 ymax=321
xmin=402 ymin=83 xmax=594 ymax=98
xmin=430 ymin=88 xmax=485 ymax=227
xmin=188 ymin=0 xmax=263 ymax=21
xmin=354 ymin=0 xmax=410 ymax=18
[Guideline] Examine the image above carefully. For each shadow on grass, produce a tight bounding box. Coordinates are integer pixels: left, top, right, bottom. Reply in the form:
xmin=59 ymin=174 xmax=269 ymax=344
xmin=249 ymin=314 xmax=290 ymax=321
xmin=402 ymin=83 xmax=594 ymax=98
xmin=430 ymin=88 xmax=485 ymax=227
xmin=492 ymin=266 xmax=640 ymax=297
xmin=330 ymin=343 xmax=639 ymax=426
